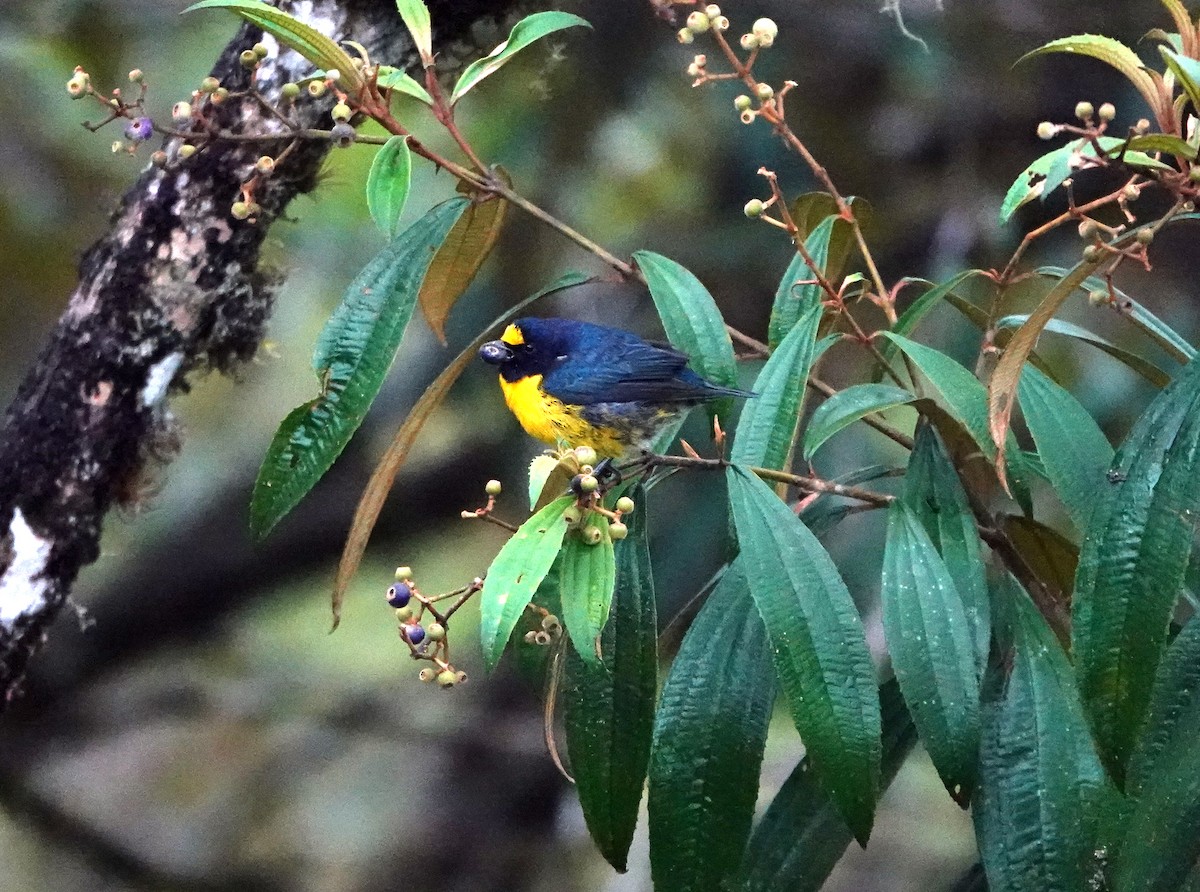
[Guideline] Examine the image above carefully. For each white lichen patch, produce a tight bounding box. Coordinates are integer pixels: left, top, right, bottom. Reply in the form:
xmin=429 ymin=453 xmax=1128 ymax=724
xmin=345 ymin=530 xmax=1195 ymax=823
xmin=0 ymin=509 xmax=53 ymax=626
xmin=140 ymin=352 xmax=184 ymax=407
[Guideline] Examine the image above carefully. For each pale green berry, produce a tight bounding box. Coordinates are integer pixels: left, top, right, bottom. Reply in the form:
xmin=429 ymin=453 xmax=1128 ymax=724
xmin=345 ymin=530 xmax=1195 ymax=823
xmin=1036 ymin=121 xmax=1056 ymax=140
xmin=1077 ymin=219 xmax=1098 ymax=239
xmin=582 ymin=525 xmax=603 ymax=546
xmin=239 ymin=49 xmax=258 ymax=68
xmin=752 ymin=17 xmax=779 ymax=40
xmin=485 ymin=479 xmax=502 ymax=496
xmin=66 ymin=71 xmax=89 ymax=98
xmin=395 ymin=604 xmax=415 ymax=622
xmin=541 ymin=615 xmax=562 ymax=635
xmin=744 ymin=198 xmax=765 ymax=218
xmin=1122 ymin=183 xmax=1140 ymax=201
xmin=534 ymin=630 xmax=552 ymax=645
xmin=1136 ymin=228 xmax=1154 ymax=245
xmin=437 ymin=669 xmax=457 ymax=688
xmin=325 ymin=69 xmax=342 ymax=83
xmin=307 ymin=80 xmax=327 ymax=98
xmin=455 ymin=671 xmax=468 ymax=684
xmin=128 ymin=68 xmax=144 ymax=83
xmin=255 ymin=155 xmax=275 ymax=174
xmin=734 ymin=94 xmax=753 ymax=111
xmin=740 ymin=33 xmax=759 ymax=50
xmin=705 ymin=3 xmax=721 ymax=16
xmin=578 ymin=474 xmax=599 ymax=493
xmin=427 ymin=622 xmax=446 ymax=641
xmin=200 ymin=76 xmax=220 ymax=93
xmin=524 ymin=630 xmax=538 ymax=643
xmin=1135 ymin=118 xmax=1151 ymax=134
xmin=1098 ymin=102 xmax=1116 ymax=122
xmin=574 ymin=446 xmax=598 ymax=467
xmin=563 ymin=506 xmax=583 ymax=526
xmin=395 ymin=566 xmax=414 ymax=581
xmin=740 ymin=110 xmax=755 ymax=125
xmin=253 ymin=42 xmax=269 ymax=58
xmin=686 ymin=11 xmax=710 ymax=33
xmin=418 ymin=667 xmax=436 ymax=683
xmin=1190 ymin=165 xmax=1200 ymax=183
xmin=756 ymin=83 xmax=774 ymax=101
xmin=615 ymin=496 xmax=635 ymax=514
xmin=712 ymin=15 xmax=730 ymax=31
xmin=331 ymin=101 xmax=352 ymax=122
xmin=1087 ymin=289 xmax=1109 ymax=307
xmin=1075 ymin=100 xmax=1094 ymax=121
xmin=281 ymin=82 xmax=301 ymax=100
xmin=178 ymin=144 xmax=196 ymax=159
xmin=678 ymin=28 xmax=695 ymax=44
xmin=1083 ymin=245 xmax=1103 ymax=263
xmin=609 ymin=521 xmax=629 ymax=541
xmin=211 ymin=87 xmax=229 ymax=103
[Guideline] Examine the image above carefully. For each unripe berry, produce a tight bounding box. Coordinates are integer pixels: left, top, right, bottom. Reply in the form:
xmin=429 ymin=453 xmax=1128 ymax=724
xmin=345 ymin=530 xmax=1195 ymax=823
xmin=1190 ymin=165 xmax=1200 ymax=183
xmin=427 ymin=622 xmax=446 ymax=641
xmin=579 ymin=474 xmax=599 ymax=493
xmin=403 ymin=623 xmax=426 ymax=645
xmin=541 ymin=615 xmax=562 ymax=635
xmin=705 ymin=4 xmax=721 ymax=16
xmin=253 ymin=42 xmax=269 ymax=59
xmin=1122 ymin=183 xmax=1140 ymax=201
xmin=331 ymin=101 xmax=352 ymax=122
xmin=609 ymin=521 xmax=628 ymax=541
xmin=395 ymin=566 xmax=414 ymax=581
xmin=686 ymin=11 xmax=710 ymax=33
xmin=330 ymin=122 xmax=356 ymax=147
xmin=1136 ymin=227 xmax=1154 ymax=245
xmin=1075 ymin=100 xmax=1094 ymax=121
xmin=1083 ymin=245 xmax=1103 ymax=262
xmin=740 ymin=33 xmax=760 ymax=50
xmin=744 ymin=198 xmax=765 ymax=218
xmin=615 ymin=496 xmax=635 ymax=514
xmin=757 ymin=32 xmax=775 ymax=48
xmin=67 ymin=71 xmax=89 ymax=98
xmin=211 ymin=87 xmax=229 ymax=103
xmin=128 ymin=68 xmax=144 ymax=83
xmin=1135 ymin=118 xmax=1151 ymax=134
xmin=325 ymin=69 xmax=342 ymax=84
xmin=1087 ymin=288 xmax=1109 ymax=307
xmin=150 ymin=150 xmax=168 ymax=167
xmin=582 ymin=525 xmax=603 ymax=546
xmin=734 ymin=94 xmax=753 ymax=111
xmin=1078 ymin=220 xmax=1098 ymax=239
xmin=437 ymin=669 xmax=457 ymax=688
xmin=712 ymin=15 xmax=730 ymax=31
xmin=281 ymin=82 xmax=301 ymax=100
xmin=574 ymin=446 xmax=598 ymax=467
xmin=200 ymin=76 xmax=220 ymax=93
xmin=239 ymin=49 xmax=258 ymax=68
xmin=394 ymin=604 xmax=415 ymax=621
xmin=1098 ymin=102 xmax=1116 ymax=121
xmin=740 ymin=110 xmax=755 ymax=125
xmin=1036 ymin=121 xmax=1056 ymax=140
xmin=756 ymin=83 xmax=774 ymax=101
xmin=418 ymin=667 xmax=436 ymax=683
xmin=752 ymin=17 xmax=779 ymax=40
xmin=534 ymin=630 xmax=552 ymax=645
xmin=307 ymin=79 xmax=327 ymax=98
xmin=485 ymin=479 xmax=503 ymax=496
xmin=255 ymin=155 xmax=275 ymax=174
xmin=456 ymin=670 xmax=468 ymax=684
xmin=386 ymin=582 xmax=412 ymax=607
xmin=178 ymin=144 xmax=196 ymax=159
xmin=563 ymin=505 xmax=583 ymax=526
xmin=523 ymin=630 xmax=538 ymax=643
xmin=677 ymin=28 xmax=695 ymax=45
xmin=172 ymin=101 xmax=193 ymax=123
xmin=230 ymin=201 xmax=251 ymax=220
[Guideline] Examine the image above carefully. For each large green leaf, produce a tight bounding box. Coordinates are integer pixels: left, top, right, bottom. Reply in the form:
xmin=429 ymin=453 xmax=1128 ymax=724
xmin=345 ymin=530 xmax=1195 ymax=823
xmin=634 ymin=250 xmax=739 ymax=424
xmin=997 ymin=314 xmax=1171 ymax=387
xmin=451 ymin=11 xmax=592 ymax=104
xmin=251 ymin=198 xmax=466 ymax=538
xmin=1018 ymin=364 xmax=1114 ymax=535
xmin=1161 ymin=46 xmax=1200 ymax=117
xmin=881 ymin=502 xmax=980 ymax=801
xmin=769 ymin=215 xmax=838 ymax=347
xmin=730 ymin=302 xmax=821 ymax=471
xmin=974 ymin=586 xmax=1111 ymax=891
xmin=727 ymin=467 xmax=881 ymax=844
xmin=881 ymin=271 xmax=986 ymax=366
xmin=375 ymin=65 xmax=434 ymax=105
xmin=562 ymin=487 xmax=657 ymax=872
xmin=1073 ymin=354 xmax=1200 ymax=783
xmin=559 ymin=512 xmax=616 ymax=666
xmin=365 ymin=135 xmax=412 ymax=239
xmin=648 ymin=561 xmax=776 ymax=892
xmin=184 ymin=0 xmax=362 ymax=91
xmin=394 ymin=0 xmax=432 ymax=60
xmin=803 ymin=383 xmax=915 ymax=459
xmin=734 ymin=680 xmax=917 ymax=892
xmin=479 ymin=495 xmax=574 ymax=670
xmin=1127 ymin=614 xmax=1200 ymax=795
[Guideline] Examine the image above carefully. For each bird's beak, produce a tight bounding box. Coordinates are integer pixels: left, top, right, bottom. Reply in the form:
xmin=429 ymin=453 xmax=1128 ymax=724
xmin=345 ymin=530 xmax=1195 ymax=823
xmin=479 ymin=340 xmax=513 ymax=365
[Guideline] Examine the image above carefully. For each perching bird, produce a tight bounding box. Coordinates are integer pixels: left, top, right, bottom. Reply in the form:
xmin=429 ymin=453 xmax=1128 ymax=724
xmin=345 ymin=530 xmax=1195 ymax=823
xmin=479 ymin=317 xmax=751 ymax=457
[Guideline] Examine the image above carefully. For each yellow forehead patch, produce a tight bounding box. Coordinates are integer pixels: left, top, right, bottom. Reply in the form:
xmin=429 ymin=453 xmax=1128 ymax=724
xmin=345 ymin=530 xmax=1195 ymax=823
xmin=501 ymin=324 xmax=524 ymax=346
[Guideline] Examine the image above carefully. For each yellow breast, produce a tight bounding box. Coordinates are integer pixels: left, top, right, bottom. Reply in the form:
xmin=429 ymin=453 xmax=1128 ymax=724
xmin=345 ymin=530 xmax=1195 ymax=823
xmin=497 ymin=374 xmax=627 ymax=456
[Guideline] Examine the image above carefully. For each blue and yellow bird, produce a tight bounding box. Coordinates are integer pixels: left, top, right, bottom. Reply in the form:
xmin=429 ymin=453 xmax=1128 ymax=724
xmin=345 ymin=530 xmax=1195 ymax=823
xmin=479 ymin=317 xmax=751 ymax=457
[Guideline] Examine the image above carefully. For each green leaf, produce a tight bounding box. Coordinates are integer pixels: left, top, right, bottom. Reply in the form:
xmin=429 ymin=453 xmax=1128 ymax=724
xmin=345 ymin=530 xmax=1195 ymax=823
xmin=883 ymin=271 xmax=986 ymax=363
xmin=562 ymin=487 xmax=657 ymax=872
xmin=251 ymin=198 xmax=466 ymax=538
xmin=394 ymin=0 xmax=432 ymax=59
xmin=1127 ymin=613 xmax=1200 ymax=794
xmin=997 ymin=313 xmax=1171 ymax=387
xmin=1125 ymin=131 xmax=1198 ymax=160
xmin=734 ymin=680 xmax=917 ymax=892
xmin=1035 ymin=265 xmax=1197 ymax=363
xmin=769 ymin=215 xmax=838 ymax=347
xmin=786 ymin=193 xmax=871 ymax=284
xmin=648 ymin=560 xmax=776 ymax=892
xmin=1073 ymin=354 xmax=1200 ymax=782
xmin=633 ymin=250 xmax=739 ymax=424
xmin=451 ymin=11 xmax=591 ymax=104
xmin=365 ymin=135 xmax=412 ymax=239
xmin=727 ymin=467 xmax=881 ymax=844
xmin=903 ymin=425 xmax=990 ymax=678
xmin=1017 ymin=35 xmax=1164 ymax=131
xmin=730 ymin=302 xmax=821 ymax=471
xmin=528 ymin=454 xmax=572 ymax=512
xmin=1161 ymin=46 xmax=1200 ymax=117
xmin=1018 ymin=364 xmax=1115 ymax=534
xmin=559 ymin=513 xmax=616 ymax=666
xmin=974 ymin=586 xmax=1111 ymax=891
xmin=803 ymin=383 xmax=914 ymax=459
xmin=1000 ymin=136 xmax=1171 ymax=224
xmin=418 ymin=182 xmax=509 ymax=344
xmin=375 ymin=65 xmax=434 ymax=105
xmin=184 ymin=0 xmax=361 ymax=91
xmin=1003 ymin=516 xmax=1079 ymax=615
xmin=478 ymin=495 xmax=574 ymax=670
xmin=881 ymin=502 xmax=981 ymax=801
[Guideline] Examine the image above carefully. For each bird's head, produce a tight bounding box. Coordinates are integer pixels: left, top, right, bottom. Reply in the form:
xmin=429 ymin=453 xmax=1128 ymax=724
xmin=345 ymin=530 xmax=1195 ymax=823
xmin=479 ymin=319 xmax=570 ymax=382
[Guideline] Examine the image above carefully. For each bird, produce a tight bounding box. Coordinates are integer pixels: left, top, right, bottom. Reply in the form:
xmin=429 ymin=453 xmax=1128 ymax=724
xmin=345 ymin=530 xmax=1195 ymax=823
xmin=478 ymin=317 xmax=752 ymax=458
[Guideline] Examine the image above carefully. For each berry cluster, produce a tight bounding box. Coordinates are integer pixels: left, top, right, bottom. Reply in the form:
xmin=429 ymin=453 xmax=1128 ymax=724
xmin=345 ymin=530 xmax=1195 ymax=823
xmin=522 ymin=607 xmax=563 ymax=647
xmin=562 ymin=446 xmax=634 ymax=544
xmin=385 ymin=566 xmax=475 ymax=688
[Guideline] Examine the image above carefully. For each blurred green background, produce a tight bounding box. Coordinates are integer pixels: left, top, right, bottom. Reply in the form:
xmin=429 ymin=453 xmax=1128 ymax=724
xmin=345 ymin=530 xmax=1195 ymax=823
xmin=1 ymin=0 xmax=1196 ymax=889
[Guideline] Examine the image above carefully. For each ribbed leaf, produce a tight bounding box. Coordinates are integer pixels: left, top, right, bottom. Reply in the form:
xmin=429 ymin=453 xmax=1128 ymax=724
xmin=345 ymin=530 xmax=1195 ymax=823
xmin=375 ymin=66 xmax=434 ymax=105
xmin=562 ymin=488 xmax=656 ymax=872
xmin=903 ymin=425 xmax=990 ymax=677
xmin=882 ymin=502 xmax=980 ymax=801
xmin=1003 ymin=516 xmax=1079 ymax=614
xmin=365 ymin=135 xmax=412 ymax=239
xmin=882 ymin=270 xmax=985 ymax=364
xmin=1161 ymin=46 xmax=1200 ymax=117
xmin=731 ymin=302 xmax=821 ymax=470
xmin=184 ymin=0 xmax=362 ymax=91
xmin=479 ymin=495 xmax=574 ymax=670
xmin=251 ymin=199 xmax=466 ymax=538
xmin=559 ymin=513 xmax=615 ymax=666
xmin=769 ymin=215 xmax=838 ymax=347
xmin=1125 ymin=132 xmax=1198 ymax=161
xmin=727 ymin=467 xmax=881 ymax=844
xmin=734 ymin=680 xmax=916 ymax=892
xmin=1073 ymin=354 xmax=1200 ymax=782
xmin=997 ymin=314 xmax=1171 ymax=387
xmin=634 ymin=250 xmax=739 ymax=423
xmin=1018 ymin=364 xmax=1114 ymax=534
xmin=394 ymin=0 xmax=432 ymax=60
xmin=451 ymin=12 xmax=592 ymax=104
xmin=648 ymin=561 xmax=776 ymax=892
xmin=803 ymin=383 xmax=914 ymax=459
xmin=974 ymin=587 xmax=1110 ymax=891
xmin=1127 ymin=614 xmax=1200 ymax=795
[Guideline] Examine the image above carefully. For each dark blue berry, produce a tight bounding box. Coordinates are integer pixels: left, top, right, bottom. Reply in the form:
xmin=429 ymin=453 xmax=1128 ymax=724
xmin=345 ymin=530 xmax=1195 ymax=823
xmin=569 ymin=474 xmax=585 ymax=496
xmin=386 ymin=582 xmax=412 ymax=607
xmin=404 ymin=624 xmax=426 ymax=645
xmin=124 ymin=116 xmax=153 ymax=142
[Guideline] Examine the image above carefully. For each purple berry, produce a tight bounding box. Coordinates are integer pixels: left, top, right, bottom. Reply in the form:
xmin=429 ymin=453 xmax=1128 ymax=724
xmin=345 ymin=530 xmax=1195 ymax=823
xmin=404 ymin=623 xmax=426 ymax=645
xmin=124 ymin=116 xmax=153 ymax=142
xmin=386 ymin=582 xmax=412 ymax=607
